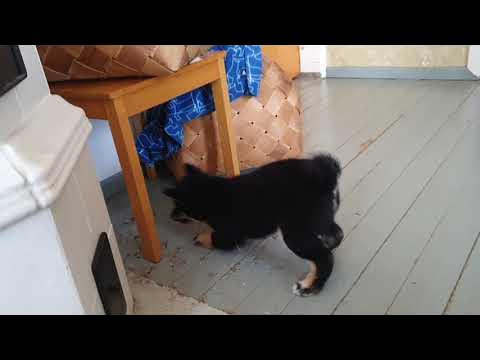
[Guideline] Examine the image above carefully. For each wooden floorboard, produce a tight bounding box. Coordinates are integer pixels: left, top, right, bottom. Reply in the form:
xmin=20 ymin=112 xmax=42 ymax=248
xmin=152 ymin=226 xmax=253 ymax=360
xmin=388 ymin=154 xmax=480 ymax=314
xmin=304 ymin=80 xmax=397 ymax=154
xmin=334 ymin=81 xmax=431 ymax=168
xmin=334 ymin=87 xmax=480 ymax=314
xmin=337 ymin=83 xmax=477 ymax=239
xmin=444 ymin=232 xmax=480 ymax=315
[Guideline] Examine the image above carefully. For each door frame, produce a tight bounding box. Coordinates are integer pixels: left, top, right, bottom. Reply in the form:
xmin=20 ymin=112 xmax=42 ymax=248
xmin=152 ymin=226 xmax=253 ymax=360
xmin=299 ymin=45 xmax=327 ymax=78
xmin=467 ymin=45 xmax=480 ymax=77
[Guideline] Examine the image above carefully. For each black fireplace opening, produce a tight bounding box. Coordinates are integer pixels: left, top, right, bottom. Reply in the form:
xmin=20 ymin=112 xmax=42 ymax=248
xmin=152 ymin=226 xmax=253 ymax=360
xmin=0 ymin=45 xmax=27 ymax=97
xmin=91 ymin=232 xmax=127 ymax=315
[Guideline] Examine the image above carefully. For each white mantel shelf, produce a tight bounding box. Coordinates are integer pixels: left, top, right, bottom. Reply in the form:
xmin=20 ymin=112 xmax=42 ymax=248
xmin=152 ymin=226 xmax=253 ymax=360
xmin=0 ymin=95 xmax=91 ymax=230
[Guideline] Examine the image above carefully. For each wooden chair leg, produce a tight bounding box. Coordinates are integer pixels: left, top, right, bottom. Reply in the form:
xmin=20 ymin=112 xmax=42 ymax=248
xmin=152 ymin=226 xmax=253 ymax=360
xmin=211 ymin=57 xmax=240 ymax=177
xmin=105 ymin=99 xmax=164 ymax=263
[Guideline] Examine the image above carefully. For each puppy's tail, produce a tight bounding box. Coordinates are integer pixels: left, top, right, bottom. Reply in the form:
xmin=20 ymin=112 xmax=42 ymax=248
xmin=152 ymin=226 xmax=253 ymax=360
xmin=309 ymin=153 xmax=342 ymax=193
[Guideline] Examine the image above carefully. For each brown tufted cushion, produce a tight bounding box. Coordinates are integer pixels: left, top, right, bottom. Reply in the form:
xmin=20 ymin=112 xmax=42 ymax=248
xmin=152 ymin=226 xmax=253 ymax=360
xmin=166 ymin=56 xmax=303 ymax=179
xmin=36 ymin=45 xmax=212 ymax=82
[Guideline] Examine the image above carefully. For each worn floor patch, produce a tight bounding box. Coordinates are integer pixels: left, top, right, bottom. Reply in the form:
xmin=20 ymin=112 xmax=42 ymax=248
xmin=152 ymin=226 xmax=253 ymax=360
xmin=127 ymin=272 xmax=227 ymax=315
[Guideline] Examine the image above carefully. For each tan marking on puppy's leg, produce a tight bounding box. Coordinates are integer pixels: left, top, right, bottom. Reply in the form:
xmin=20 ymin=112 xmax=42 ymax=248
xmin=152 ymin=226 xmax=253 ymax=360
xmin=299 ymin=261 xmax=318 ymax=289
xmin=194 ymin=231 xmax=213 ymax=249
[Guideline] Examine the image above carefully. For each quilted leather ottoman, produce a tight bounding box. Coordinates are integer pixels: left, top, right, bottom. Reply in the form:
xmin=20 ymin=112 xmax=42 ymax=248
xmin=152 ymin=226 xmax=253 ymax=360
xmin=167 ymin=56 xmax=303 ymax=179
xmin=36 ymin=45 xmax=211 ymax=82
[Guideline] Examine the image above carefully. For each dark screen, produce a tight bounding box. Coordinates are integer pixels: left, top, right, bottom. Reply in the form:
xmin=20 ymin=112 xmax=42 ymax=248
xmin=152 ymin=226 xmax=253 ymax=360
xmin=0 ymin=46 xmax=27 ymax=97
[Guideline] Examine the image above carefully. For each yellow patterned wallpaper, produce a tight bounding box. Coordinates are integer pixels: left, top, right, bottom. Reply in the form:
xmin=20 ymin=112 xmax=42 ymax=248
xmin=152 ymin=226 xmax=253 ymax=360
xmin=328 ymin=46 xmax=469 ymax=67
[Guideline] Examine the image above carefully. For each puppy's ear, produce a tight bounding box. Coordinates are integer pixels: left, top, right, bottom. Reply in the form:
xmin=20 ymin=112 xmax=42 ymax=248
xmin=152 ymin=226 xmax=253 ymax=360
xmin=185 ymin=164 xmax=204 ymax=177
xmin=163 ymin=188 xmax=179 ymax=199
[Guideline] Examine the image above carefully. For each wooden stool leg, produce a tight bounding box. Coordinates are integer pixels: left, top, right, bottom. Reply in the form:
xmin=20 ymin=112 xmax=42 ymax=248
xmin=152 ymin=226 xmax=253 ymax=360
xmin=212 ymin=58 xmax=240 ymax=177
xmin=105 ymin=99 xmax=164 ymax=263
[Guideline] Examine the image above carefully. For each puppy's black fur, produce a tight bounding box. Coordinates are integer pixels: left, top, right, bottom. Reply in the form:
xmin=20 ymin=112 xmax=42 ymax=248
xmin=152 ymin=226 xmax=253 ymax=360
xmin=163 ymin=153 xmax=344 ymax=295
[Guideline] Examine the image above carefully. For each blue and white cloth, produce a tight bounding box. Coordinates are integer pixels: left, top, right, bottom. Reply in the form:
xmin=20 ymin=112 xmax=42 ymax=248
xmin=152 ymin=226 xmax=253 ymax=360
xmin=136 ymin=45 xmax=263 ymax=166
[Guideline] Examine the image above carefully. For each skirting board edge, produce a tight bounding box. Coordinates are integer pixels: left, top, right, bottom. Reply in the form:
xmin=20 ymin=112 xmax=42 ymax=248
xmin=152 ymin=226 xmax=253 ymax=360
xmin=326 ymin=66 xmax=479 ymax=80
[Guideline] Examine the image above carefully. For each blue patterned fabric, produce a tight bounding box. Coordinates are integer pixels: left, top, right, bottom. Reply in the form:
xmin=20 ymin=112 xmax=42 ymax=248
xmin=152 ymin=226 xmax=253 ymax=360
xmin=136 ymin=45 xmax=263 ymax=166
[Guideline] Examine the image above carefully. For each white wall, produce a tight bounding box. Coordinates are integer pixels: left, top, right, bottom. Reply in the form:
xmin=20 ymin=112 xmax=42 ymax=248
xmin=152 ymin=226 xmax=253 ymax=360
xmin=327 ymin=45 xmax=469 ymax=67
xmin=87 ymin=120 xmax=122 ymax=182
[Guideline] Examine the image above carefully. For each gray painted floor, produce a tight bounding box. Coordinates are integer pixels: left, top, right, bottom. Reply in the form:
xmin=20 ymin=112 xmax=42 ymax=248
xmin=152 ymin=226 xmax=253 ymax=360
xmin=108 ymin=76 xmax=480 ymax=315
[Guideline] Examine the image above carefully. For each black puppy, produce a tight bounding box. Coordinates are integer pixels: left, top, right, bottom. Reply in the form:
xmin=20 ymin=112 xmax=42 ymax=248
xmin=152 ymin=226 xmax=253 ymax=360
xmin=163 ymin=153 xmax=344 ymax=296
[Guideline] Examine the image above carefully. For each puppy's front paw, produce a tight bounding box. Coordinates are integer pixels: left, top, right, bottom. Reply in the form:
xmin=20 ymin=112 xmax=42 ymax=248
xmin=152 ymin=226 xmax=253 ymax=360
xmin=292 ymin=261 xmax=321 ymax=297
xmin=292 ymin=282 xmax=316 ymax=297
xmin=193 ymin=231 xmax=213 ymax=249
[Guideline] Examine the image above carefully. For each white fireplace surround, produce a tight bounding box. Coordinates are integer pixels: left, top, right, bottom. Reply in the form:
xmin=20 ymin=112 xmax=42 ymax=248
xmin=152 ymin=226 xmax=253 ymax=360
xmin=0 ymin=95 xmax=92 ymax=228
xmin=0 ymin=45 xmax=133 ymax=314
